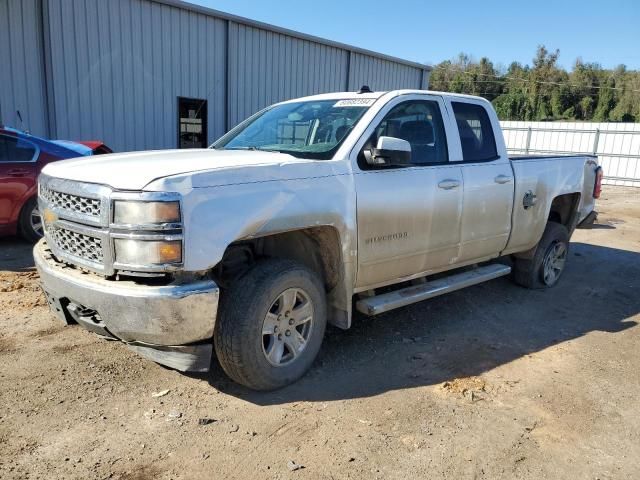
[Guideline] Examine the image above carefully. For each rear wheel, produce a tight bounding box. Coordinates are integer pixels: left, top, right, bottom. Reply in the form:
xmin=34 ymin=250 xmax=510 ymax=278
xmin=19 ymin=198 xmax=43 ymax=243
xmin=512 ymin=222 xmax=569 ymax=289
xmin=214 ymin=259 xmax=327 ymax=390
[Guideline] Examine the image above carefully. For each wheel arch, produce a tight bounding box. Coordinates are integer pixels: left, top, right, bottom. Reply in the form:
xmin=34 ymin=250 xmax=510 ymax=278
xmin=513 ymin=192 xmax=581 ymax=260
xmin=548 ymin=192 xmax=582 ymax=232
xmin=17 ymin=194 xmax=43 ymax=241
xmin=12 ymin=188 xmax=38 ymax=223
xmin=213 ymin=225 xmax=353 ymax=329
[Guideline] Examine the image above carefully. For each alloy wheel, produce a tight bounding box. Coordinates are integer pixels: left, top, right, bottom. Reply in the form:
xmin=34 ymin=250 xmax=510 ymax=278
xmin=542 ymin=241 xmax=567 ymax=286
xmin=30 ymin=204 xmax=44 ymax=237
xmin=261 ymin=288 xmax=314 ymax=367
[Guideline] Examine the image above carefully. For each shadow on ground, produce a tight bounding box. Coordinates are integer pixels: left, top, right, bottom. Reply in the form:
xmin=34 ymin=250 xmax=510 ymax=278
xmin=197 ymin=241 xmax=640 ymax=404
xmin=586 ymin=223 xmax=616 ymax=230
xmin=0 ymin=237 xmax=35 ymax=272
xmin=3 ymin=236 xmax=638 ymax=405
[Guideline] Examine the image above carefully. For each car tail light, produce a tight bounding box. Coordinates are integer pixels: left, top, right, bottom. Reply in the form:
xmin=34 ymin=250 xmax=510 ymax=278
xmin=593 ymin=166 xmax=603 ymax=199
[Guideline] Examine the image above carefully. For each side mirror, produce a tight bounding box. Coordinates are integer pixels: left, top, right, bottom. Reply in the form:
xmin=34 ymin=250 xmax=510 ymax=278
xmin=365 ymin=136 xmax=411 ymax=166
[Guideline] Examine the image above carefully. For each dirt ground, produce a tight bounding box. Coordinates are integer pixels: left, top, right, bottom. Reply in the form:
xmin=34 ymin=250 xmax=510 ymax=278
xmin=1 ymin=186 xmax=639 ymax=480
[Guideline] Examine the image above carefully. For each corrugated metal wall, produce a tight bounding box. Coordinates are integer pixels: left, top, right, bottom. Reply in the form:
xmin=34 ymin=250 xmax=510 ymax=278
xmin=227 ymin=22 xmax=349 ymax=128
xmin=0 ymin=0 xmax=49 ymax=137
xmin=348 ymin=52 xmax=426 ymax=91
xmin=0 ymin=0 xmax=430 ymax=152
xmin=44 ymin=0 xmax=227 ymax=152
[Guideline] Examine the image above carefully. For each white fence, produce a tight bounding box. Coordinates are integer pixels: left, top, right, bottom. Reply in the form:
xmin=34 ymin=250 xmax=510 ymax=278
xmin=500 ymin=121 xmax=640 ymax=187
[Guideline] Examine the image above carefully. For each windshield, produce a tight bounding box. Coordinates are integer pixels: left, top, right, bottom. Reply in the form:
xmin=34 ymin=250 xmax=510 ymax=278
xmin=214 ymin=99 xmax=374 ymax=159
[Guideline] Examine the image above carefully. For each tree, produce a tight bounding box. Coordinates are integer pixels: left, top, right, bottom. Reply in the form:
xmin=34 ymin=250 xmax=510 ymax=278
xmin=428 ymin=47 xmax=639 ymax=122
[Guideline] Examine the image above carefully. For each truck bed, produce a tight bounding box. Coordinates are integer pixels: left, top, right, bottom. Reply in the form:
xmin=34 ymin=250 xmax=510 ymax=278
xmin=510 ymin=154 xmax=597 ymax=161
xmin=502 ymin=153 xmax=599 ymax=256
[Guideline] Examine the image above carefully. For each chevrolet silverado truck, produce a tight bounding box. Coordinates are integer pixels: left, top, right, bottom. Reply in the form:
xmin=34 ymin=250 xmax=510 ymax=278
xmin=34 ymin=89 xmax=602 ymax=390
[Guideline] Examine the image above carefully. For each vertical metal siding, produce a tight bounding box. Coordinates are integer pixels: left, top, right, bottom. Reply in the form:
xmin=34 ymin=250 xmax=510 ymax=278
xmin=226 ymin=22 xmax=349 ymax=128
xmin=5 ymin=0 xmax=429 ymax=151
xmin=0 ymin=0 xmax=48 ymax=136
xmin=422 ymin=70 xmax=431 ymax=90
xmin=44 ymin=0 xmax=226 ymax=151
xmin=348 ymin=52 xmax=423 ymax=92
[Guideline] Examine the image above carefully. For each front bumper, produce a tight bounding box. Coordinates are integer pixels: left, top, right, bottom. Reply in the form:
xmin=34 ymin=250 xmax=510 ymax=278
xmin=34 ymin=240 xmax=219 ymax=372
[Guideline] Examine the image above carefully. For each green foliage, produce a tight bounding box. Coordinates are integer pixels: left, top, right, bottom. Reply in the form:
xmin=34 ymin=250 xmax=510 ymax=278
xmin=430 ymin=46 xmax=640 ymax=122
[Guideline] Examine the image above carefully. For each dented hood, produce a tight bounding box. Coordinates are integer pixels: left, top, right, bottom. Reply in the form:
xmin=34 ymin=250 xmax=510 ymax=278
xmin=41 ymin=148 xmax=316 ymax=190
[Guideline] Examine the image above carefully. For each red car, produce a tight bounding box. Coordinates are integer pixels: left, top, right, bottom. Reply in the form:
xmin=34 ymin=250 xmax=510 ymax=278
xmin=0 ymin=126 xmax=112 ymax=241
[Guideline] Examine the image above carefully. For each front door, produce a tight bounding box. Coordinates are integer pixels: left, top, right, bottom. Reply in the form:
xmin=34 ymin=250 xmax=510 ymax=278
xmin=353 ymin=96 xmax=464 ymax=289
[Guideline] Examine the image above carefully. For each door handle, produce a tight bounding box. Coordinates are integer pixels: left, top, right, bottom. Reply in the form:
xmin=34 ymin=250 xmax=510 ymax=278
xmin=438 ymin=179 xmax=460 ymax=190
xmin=7 ymin=169 xmax=30 ymax=177
xmin=494 ymin=174 xmax=513 ymax=184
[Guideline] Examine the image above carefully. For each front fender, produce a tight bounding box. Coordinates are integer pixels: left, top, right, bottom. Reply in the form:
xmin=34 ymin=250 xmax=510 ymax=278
xmin=177 ymin=174 xmax=357 ymax=275
xmin=10 ymin=185 xmax=38 ymax=225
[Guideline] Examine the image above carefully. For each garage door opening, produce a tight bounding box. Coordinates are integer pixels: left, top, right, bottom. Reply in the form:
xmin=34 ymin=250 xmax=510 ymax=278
xmin=177 ymin=97 xmax=207 ymax=149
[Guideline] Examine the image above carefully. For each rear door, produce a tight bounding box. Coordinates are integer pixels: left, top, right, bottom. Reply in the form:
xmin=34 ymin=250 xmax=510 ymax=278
xmin=352 ymin=94 xmax=464 ymax=289
xmin=0 ymin=134 xmax=39 ymax=225
xmin=446 ymin=100 xmax=514 ymax=262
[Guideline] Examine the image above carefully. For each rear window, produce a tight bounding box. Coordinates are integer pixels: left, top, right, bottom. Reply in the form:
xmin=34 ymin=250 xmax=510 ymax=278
xmin=452 ymin=102 xmax=498 ymax=162
xmin=0 ymin=134 xmax=37 ymax=163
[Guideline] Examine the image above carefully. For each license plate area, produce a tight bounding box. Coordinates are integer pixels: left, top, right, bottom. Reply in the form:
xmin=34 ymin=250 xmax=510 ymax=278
xmin=42 ymin=288 xmax=117 ymax=339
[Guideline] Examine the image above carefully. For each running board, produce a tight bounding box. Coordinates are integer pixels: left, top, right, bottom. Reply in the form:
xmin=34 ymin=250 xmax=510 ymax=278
xmin=355 ymin=264 xmax=511 ymax=316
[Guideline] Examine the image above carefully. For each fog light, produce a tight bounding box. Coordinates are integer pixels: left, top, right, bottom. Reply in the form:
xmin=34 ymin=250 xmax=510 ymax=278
xmin=114 ymin=239 xmax=182 ymax=265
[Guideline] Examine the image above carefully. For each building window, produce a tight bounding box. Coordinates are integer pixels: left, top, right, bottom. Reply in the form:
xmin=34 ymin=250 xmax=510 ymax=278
xmin=177 ymin=97 xmax=208 ymax=149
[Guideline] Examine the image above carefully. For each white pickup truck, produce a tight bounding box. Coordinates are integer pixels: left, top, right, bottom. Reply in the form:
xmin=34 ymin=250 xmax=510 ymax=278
xmin=35 ymin=88 xmax=602 ymax=390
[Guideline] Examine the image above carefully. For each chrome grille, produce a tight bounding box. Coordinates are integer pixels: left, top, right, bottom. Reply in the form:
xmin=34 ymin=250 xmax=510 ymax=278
xmin=48 ymin=226 xmax=103 ymax=263
xmin=38 ymin=174 xmax=183 ymax=276
xmin=40 ymin=185 xmax=101 ymax=217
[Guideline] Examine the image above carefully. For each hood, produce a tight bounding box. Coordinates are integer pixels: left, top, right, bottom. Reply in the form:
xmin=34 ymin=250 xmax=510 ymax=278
xmin=40 ymin=148 xmax=317 ymax=190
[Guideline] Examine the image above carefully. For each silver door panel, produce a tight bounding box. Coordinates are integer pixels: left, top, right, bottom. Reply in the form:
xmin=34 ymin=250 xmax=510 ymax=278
xmin=458 ymin=161 xmax=514 ymax=262
xmin=354 ymin=165 xmax=463 ymax=287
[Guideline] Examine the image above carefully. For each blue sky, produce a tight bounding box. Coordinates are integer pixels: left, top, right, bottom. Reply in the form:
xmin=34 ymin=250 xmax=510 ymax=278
xmin=191 ymin=0 xmax=640 ymax=70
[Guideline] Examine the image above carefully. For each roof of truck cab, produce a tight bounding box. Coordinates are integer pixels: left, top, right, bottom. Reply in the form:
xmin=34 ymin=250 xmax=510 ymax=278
xmin=281 ymin=90 xmax=490 ymax=104
xmin=280 ymin=91 xmax=385 ymax=103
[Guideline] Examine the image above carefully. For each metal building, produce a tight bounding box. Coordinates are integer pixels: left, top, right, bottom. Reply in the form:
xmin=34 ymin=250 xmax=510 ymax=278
xmin=0 ymin=0 xmax=431 ymax=152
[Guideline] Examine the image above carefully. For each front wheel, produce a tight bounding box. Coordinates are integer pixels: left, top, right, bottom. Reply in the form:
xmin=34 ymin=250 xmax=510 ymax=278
xmin=512 ymin=222 xmax=569 ymax=289
xmin=214 ymin=259 xmax=327 ymax=390
xmin=19 ymin=197 xmax=44 ymax=242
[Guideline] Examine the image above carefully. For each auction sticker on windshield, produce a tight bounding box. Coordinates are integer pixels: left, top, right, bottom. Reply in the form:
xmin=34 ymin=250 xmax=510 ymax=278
xmin=333 ymin=99 xmax=377 ymax=107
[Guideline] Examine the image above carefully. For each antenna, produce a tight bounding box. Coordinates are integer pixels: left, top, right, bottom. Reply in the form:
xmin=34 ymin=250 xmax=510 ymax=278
xmin=358 ymin=85 xmax=372 ymax=94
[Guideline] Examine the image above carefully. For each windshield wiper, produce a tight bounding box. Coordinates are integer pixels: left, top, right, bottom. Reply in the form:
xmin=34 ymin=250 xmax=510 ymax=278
xmin=224 ymin=146 xmax=259 ymax=151
xmin=225 ymin=146 xmax=293 ymax=154
xmin=255 ymin=147 xmax=286 ymax=153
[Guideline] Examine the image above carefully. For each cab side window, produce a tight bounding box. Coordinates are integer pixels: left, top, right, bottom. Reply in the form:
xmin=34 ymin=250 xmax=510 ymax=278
xmin=451 ymin=102 xmax=498 ymax=162
xmin=360 ymin=100 xmax=448 ymax=167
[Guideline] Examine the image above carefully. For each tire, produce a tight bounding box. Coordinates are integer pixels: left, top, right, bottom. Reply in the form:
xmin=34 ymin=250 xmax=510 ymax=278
xmin=18 ymin=197 xmax=44 ymax=243
xmin=512 ymin=222 xmax=569 ymax=289
xmin=214 ymin=259 xmax=327 ymax=391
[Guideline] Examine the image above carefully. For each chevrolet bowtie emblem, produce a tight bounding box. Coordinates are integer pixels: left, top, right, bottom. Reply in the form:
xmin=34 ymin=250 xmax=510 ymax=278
xmin=43 ymin=208 xmax=58 ymax=224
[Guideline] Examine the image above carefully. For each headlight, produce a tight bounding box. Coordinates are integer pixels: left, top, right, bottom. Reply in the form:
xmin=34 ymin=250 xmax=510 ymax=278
xmin=114 ymin=239 xmax=182 ymax=265
xmin=113 ymin=201 xmax=181 ymax=225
